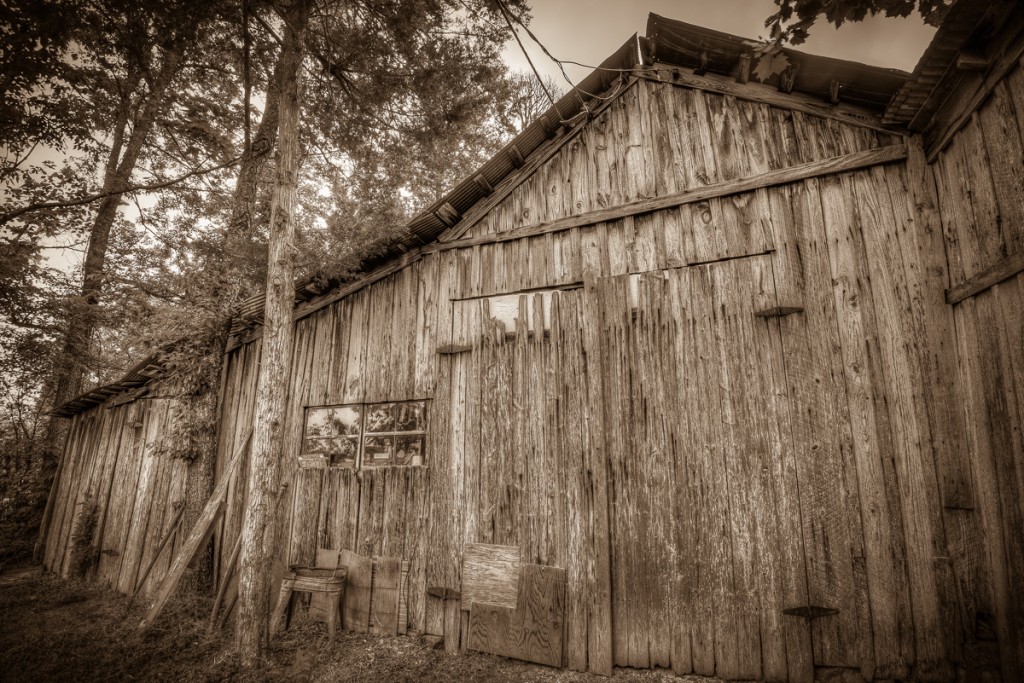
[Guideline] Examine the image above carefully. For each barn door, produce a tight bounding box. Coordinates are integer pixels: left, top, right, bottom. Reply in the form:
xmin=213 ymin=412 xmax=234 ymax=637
xmin=590 ymin=255 xmax=823 ymax=681
xmin=445 ymin=290 xmax=593 ymax=668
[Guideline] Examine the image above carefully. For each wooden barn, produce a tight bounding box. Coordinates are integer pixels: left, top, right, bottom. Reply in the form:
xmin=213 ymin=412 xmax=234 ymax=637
xmin=40 ymin=4 xmax=1024 ymax=681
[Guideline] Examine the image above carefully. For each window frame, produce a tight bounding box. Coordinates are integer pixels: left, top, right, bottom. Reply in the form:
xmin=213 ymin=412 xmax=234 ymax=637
xmin=299 ymin=399 xmax=428 ymax=470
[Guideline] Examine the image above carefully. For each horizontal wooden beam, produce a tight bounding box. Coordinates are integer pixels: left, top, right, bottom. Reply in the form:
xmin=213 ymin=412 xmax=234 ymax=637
xmin=436 ymin=344 xmax=472 ymax=355
xmin=945 ymin=249 xmax=1024 ymax=304
xmin=451 ymin=282 xmax=583 ymax=302
xmin=643 ymin=64 xmax=895 ymax=134
xmin=423 ymin=144 xmax=907 ymax=255
xmin=755 ymin=305 xmax=804 ymax=318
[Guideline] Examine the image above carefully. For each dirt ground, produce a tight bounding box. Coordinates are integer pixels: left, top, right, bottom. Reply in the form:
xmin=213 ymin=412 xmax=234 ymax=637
xmin=0 ymin=565 xmax=724 ymax=683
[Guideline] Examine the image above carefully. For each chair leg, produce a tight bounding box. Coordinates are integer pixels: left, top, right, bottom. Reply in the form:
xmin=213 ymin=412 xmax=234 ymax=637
xmin=327 ymin=591 xmax=341 ymax=641
xmin=284 ymin=589 xmax=298 ymax=631
xmin=270 ymin=585 xmax=292 ymax=637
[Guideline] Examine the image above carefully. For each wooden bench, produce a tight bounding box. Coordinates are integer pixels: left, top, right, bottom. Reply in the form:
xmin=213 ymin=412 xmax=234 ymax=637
xmin=270 ymin=565 xmax=348 ymax=641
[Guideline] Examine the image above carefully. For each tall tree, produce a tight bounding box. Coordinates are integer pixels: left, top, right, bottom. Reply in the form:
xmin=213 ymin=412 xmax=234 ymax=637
xmin=231 ymin=0 xmax=527 ymax=661
xmin=236 ymin=0 xmax=308 ymax=663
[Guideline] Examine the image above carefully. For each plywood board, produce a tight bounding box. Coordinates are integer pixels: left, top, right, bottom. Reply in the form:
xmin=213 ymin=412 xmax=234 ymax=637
xmin=467 ymin=563 xmax=565 ymax=668
xmin=462 ymin=543 xmax=520 ymax=610
xmin=340 ymin=549 xmax=372 ymax=633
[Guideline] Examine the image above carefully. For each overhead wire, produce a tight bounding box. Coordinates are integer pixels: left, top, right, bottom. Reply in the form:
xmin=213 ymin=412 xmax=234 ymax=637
xmin=491 ymin=0 xmax=684 ymax=128
xmin=493 ymin=0 xmax=563 ymax=110
xmin=493 ymin=0 xmax=598 ymax=128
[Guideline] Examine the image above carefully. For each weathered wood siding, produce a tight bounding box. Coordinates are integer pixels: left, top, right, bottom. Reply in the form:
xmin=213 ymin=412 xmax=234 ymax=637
xmin=43 ymin=384 xmax=189 ymax=598
xmin=206 ymin=79 xmax=986 ymax=680
xmin=45 ymin=72 xmax=1020 ymax=681
xmin=930 ymin=56 xmax=1024 ymax=681
xmin=457 ymin=79 xmax=898 ymax=250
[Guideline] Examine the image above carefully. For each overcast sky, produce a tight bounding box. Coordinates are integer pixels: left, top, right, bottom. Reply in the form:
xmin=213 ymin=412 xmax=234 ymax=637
xmin=502 ymin=0 xmax=936 ymax=85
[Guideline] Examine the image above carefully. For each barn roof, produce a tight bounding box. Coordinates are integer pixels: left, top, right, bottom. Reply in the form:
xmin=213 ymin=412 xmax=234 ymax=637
xmin=228 ymin=14 xmax=912 ymax=339
xmin=647 ymin=13 xmax=909 ymax=111
xmin=882 ymin=0 xmax=1020 ymax=129
xmin=52 ymin=347 xmax=169 ymax=418
xmin=56 ymin=12 xmax=943 ymax=418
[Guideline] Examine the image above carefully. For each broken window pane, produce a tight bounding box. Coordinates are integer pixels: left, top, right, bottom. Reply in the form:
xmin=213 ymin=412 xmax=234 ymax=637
xmin=395 ymin=435 xmax=423 ymax=466
xmin=363 ymin=435 xmax=394 ymax=467
xmin=365 ymin=403 xmax=395 ymax=433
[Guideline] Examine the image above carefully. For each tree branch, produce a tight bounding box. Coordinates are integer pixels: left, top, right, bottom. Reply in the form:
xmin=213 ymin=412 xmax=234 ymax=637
xmin=0 ymin=154 xmax=243 ymax=226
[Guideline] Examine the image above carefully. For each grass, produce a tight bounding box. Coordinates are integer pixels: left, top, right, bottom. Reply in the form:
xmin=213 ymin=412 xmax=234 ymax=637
xmin=0 ymin=566 xmax=722 ymax=683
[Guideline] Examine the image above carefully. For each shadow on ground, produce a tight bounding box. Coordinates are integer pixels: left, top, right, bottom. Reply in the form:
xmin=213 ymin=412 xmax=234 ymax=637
xmin=0 ymin=566 xmax=723 ymax=682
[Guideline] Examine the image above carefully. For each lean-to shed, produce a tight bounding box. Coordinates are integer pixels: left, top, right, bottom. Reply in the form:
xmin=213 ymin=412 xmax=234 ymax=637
xmin=42 ymin=4 xmax=1024 ymax=681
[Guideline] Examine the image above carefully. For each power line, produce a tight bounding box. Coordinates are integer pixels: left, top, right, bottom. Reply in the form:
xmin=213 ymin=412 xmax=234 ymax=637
xmin=494 ymin=0 xmax=647 ymax=113
xmin=493 ymin=0 xmax=563 ymax=112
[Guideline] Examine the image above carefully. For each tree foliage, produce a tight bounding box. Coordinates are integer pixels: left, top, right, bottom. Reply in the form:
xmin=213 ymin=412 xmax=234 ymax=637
xmin=0 ymin=0 xmax=542 ymax=568
xmin=766 ymin=0 xmax=951 ymax=46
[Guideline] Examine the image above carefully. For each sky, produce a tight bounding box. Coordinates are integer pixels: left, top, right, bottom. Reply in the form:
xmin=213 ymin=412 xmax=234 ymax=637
xmin=501 ymin=0 xmax=936 ymax=85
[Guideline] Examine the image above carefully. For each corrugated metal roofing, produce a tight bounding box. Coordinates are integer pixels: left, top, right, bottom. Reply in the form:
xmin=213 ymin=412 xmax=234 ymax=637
xmin=52 ymin=349 xmax=167 ymax=418
xmin=648 ymin=13 xmax=909 ymax=111
xmin=882 ymin=0 xmax=1014 ymax=127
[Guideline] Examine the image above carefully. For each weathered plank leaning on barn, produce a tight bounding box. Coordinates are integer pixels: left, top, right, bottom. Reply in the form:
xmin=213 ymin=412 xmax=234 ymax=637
xmin=40 ymin=4 xmax=1024 ymax=681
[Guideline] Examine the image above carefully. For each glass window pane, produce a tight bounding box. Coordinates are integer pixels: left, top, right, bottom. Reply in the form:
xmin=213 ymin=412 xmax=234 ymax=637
xmin=395 ymin=402 xmax=425 ymax=432
xmin=395 ymin=435 xmax=423 ymax=466
xmin=363 ymin=435 xmax=394 ymax=467
xmin=330 ymin=406 xmax=362 ymax=435
xmin=305 ymin=408 xmax=334 ymax=438
xmin=328 ymin=436 xmax=358 ymax=468
xmin=365 ymin=403 xmax=395 ymax=433
xmin=303 ymin=436 xmax=330 ymax=455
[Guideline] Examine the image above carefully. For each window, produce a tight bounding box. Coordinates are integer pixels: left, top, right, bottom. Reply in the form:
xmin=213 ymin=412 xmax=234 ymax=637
xmin=300 ymin=400 xmax=427 ymax=469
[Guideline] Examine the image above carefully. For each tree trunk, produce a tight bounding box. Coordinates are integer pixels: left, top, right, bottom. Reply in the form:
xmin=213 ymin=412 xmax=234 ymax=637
xmin=35 ymin=49 xmax=185 ymax=560
xmin=178 ymin=41 xmax=285 ymax=595
xmin=236 ymin=0 xmax=308 ymax=664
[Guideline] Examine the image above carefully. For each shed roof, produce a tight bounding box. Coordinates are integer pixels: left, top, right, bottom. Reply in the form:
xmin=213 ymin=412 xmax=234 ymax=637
xmin=52 ymin=348 xmax=168 ymax=418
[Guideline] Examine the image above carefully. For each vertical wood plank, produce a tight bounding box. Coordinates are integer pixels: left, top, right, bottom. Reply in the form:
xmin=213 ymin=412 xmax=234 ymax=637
xmin=581 ymin=277 xmax=613 ymax=677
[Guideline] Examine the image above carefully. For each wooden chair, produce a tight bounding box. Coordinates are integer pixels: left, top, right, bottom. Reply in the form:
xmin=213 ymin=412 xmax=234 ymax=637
xmin=270 ymin=565 xmax=348 ymax=641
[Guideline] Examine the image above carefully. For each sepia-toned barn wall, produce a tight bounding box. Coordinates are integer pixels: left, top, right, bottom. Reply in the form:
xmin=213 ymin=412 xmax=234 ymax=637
xmin=209 ymin=77 xmax=993 ymax=681
xmin=42 ymin=381 xmax=190 ymax=598
xmin=928 ymin=55 xmax=1024 ymax=681
xmin=44 ymin=68 xmax=1020 ymax=682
